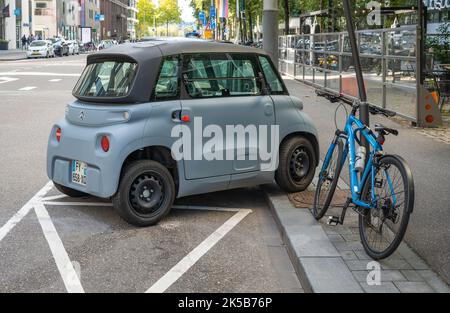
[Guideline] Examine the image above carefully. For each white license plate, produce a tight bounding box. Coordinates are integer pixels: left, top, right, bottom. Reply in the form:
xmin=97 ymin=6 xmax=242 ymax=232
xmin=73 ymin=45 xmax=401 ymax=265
xmin=71 ymin=160 xmax=87 ymax=186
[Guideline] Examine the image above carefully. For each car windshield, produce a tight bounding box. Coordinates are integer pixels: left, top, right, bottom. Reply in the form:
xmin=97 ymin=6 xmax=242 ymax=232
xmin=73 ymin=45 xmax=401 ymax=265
xmin=73 ymin=61 xmax=138 ymax=98
xmin=30 ymin=41 xmax=46 ymax=47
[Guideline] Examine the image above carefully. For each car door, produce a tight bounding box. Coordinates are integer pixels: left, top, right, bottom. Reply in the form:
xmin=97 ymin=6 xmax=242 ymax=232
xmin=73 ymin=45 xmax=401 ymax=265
xmin=179 ymin=52 xmax=275 ymax=180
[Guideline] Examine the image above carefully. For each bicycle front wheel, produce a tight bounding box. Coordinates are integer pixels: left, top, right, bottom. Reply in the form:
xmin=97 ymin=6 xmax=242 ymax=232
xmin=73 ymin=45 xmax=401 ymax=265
xmin=312 ymin=139 xmax=344 ymax=220
xmin=359 ymin=155 xmax=414 ymax=259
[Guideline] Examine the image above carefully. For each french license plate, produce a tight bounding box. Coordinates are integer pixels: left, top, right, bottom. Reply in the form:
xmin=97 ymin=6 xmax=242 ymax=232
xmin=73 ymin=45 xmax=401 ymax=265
xmin=71 ymin=160 xmax=87 ymax=186
xmin=32 ymin=52 xmax=40 ymax=55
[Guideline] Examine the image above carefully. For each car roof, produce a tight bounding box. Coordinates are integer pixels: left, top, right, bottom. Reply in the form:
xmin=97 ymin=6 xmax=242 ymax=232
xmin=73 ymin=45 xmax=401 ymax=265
xmin=87 ymin=38 xmax=268 ymax=65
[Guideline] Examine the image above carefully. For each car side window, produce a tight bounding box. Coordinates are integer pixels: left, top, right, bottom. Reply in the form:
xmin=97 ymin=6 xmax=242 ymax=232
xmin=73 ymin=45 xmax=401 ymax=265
xmin=258 ymin=56 xmax=285 ymax=94
xmin=182 ymin=53 xmax=261 ymax=98
xmin=153 ymin=56 xmax=180 ymax=101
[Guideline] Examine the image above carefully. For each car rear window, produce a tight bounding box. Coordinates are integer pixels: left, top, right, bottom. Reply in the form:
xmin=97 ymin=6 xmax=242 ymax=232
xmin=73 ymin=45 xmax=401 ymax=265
xmin=73 ymin=61 xmax=137 ymax=98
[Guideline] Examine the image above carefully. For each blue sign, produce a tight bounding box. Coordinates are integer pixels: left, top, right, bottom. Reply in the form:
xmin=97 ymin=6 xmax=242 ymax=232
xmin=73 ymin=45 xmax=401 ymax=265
xmin=211 ymin=19 xmax=216 ymax=30
xmin=199 ymin=11 xmax=207 ymax=26
xmin=94 ymin=14 xmax=104 ymax=22
xmin=210 ymin=6 xmax=216 ymax=18
xmin=14 ymin=8 xmax=21 ymax=17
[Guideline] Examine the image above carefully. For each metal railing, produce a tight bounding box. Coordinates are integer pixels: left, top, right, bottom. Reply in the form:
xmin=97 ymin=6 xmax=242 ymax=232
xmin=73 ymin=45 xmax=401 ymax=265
xmin=278 ymin=25 xmax=418 ymax=121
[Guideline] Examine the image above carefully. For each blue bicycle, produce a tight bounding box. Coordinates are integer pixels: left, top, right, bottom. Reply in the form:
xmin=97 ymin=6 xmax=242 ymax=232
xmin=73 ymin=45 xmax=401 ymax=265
xmin=313 ymin=102 xmax=414 ymax=259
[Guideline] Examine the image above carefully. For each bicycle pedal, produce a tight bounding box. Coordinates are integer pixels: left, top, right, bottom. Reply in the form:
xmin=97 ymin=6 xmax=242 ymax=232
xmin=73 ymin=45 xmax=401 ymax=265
xmin=327 ymin=216 xmax=341 ymax=226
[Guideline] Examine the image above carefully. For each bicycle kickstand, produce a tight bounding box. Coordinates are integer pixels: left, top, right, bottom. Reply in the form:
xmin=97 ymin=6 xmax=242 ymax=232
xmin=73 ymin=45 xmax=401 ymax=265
xmin=327 ymin=197 xmax=352 ymax=226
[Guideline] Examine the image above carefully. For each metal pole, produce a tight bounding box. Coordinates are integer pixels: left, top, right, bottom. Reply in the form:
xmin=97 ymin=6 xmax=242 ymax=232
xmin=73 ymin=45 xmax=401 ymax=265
xmin=342 ymin=0 xmax=369 ymax=157
xmin=263 ymin=0 xmax=279 ymax=68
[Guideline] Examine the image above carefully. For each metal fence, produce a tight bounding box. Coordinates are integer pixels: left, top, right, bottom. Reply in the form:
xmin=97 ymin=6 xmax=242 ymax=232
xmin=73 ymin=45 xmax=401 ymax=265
xmin=278 ymin=25 xmax=418 ymax=121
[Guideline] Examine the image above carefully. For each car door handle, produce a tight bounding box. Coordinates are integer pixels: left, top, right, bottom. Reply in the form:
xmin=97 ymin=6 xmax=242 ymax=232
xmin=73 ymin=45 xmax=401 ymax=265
xmin=264 ymin=103 xmax=274 ymax=116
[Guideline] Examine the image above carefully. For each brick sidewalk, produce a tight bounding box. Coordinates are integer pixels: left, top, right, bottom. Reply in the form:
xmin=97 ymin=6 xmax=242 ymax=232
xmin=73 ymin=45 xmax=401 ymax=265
xmin=286 ymin=173 xmax=449 ymax=293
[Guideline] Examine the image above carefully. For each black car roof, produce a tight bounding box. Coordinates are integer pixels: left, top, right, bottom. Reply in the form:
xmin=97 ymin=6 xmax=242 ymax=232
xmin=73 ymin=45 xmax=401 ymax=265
xmin=78 ymin=39 xmax=270 ymax=104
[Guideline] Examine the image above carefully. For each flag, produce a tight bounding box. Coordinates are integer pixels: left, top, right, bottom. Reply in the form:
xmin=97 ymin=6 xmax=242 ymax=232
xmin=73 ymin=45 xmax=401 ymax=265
xmin=218 ymin=0 xmax=228 ymax=19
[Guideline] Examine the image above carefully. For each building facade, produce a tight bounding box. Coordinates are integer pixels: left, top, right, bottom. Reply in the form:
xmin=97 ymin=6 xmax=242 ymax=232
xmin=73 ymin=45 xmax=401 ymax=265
xmin=0 ymin=0 xmax=31 ymax=49
xmin=127 ymin=0 xmax=137 ymax=40
xmin=80 ymin=0 xmax=101 ymax=41
xmin=31 ymin=0 xmax=57 ymax=39
xmin=100 ymin=0 xmax=127 ymax=41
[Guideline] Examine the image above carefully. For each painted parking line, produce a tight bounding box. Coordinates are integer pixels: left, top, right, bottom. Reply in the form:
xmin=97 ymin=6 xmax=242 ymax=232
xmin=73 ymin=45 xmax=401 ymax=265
xmin=1 ymin=181 xmax=253 ymax=293
xmin=0 ymin=77 xmax=19 ymax=84
xmin=19 ymin=86 xmax=36 ymax=91
xmin=0 ymin=181 xmax=53 ymax=243
xmin=34 ymin=203 xmax=84 ymax=293
xmin=146 ymin=209 xmax=252 ymax=293
xmin=49 ymin=79 xmax=62 ymax=82
xmin=0 ymin=71 xmax=79 ymax=77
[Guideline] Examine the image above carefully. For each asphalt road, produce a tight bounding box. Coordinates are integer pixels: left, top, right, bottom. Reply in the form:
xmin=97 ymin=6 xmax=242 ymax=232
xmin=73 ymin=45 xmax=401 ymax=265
xmin=0 ymin=55 xmax=302 ymax=293
xmin=284 ymin=78 xmax=450 ymax=284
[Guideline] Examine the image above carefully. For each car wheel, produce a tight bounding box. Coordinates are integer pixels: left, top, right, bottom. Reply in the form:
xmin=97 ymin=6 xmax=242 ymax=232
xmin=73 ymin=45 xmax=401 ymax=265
xmin=112 ymin=160 xmax=175 ymax=227
xmin=53 ymin=182 xmax=88 ymax=197
xmin=275 ymin=136 xmax=317 ymax=193
xmin=46 ymin=52 xmax=49 ymax=58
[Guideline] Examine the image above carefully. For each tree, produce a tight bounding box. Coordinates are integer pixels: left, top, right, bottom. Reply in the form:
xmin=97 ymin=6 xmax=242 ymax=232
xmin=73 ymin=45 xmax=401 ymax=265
xmin=157 ymin=0 xmax=182 ymax=36
xmin=136 ymin=0 xmax=156 ymax=38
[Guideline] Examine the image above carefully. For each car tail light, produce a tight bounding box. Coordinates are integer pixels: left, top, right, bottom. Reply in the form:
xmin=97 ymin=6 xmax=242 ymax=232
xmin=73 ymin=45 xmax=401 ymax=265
xmin=101 ymin=136 xmax=109 ymax=152
xmin=56 ymin=127 xmax=61 ymax=142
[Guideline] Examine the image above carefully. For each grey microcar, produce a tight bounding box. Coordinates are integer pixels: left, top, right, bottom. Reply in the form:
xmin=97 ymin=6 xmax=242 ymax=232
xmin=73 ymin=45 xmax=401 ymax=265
xmin=47 ymin=39 xmax=319 ymax=226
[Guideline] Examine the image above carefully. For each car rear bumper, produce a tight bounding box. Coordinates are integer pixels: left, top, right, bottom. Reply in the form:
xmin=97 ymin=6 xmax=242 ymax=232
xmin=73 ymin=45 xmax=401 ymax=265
xmin=46 ymin=120 xmax=123 ymax=198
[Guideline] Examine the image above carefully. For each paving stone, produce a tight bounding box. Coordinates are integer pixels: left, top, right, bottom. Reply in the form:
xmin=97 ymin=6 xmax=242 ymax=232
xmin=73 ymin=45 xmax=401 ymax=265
xmin=352 ymin=270 xmax=406 ymax=282
xmin=334 ymin=241 xmax=362 ymax=252
xmin=341 ymin=233 xmax=360 ymax=242
xmin=340 ymin=250 xmax=358 ymax=260
xmin=396 ymin=242 xmax=430 ymax=270
xmin=401 ymin=270 xmax=425 ymax=282
xmin=353 ymin=249 xmax=371 ymax=260
xmin=379 ymin=258 xmax=413 ymax=270
xmin=417 ymin=270 xmax=450 ymax=293
xmin=300 ymin=257 xmax=363 ymax=293
xmin=345 ymin=260 xmax=376 ymax=271
xmin=394 ymin=281 xmax=435 ymax=293
xmin=287 ymin=225 xmax=340 ymax=257
xmin=360 ymin=282 xmax=400 ymax=293
xmin=328 ymin=234 xmax=345 ymax=243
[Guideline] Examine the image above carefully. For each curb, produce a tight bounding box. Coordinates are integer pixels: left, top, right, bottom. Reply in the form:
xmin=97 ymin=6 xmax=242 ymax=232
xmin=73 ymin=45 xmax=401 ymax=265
xmin=263 ymin=183 xmax=363 ymax=293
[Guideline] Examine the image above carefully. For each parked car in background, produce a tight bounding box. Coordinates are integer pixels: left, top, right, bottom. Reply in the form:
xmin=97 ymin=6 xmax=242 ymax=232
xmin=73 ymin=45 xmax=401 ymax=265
xmin=27 ymin=40 xmax=55 ymax=58
xmin=46 ymin=39 xmax=319 ymax=227
xmin=66 ymin=40 xmax=79 ymax=55
xmin=76 ymin=40 xmax=85 ymax=54
xmin=98 ymin=39 xmax=116 ymax=50
xmin=53 ymin=39 xmax=70 ymax=56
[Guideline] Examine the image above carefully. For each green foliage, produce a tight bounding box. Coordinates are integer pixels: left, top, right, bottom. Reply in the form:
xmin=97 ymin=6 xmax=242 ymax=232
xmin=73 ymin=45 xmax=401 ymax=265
xmin=427 ymin=22 xmax=450 ymax=65
xmin=158 ymin=0 xmax=182 ymax=26
xmin=136 ymin=0 xmax=156 ymax=38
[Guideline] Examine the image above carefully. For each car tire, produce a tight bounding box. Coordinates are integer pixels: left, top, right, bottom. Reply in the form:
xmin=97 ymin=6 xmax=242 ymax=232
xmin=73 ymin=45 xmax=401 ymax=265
xmin=53 ymin=182 xmax=88 ymax=197
xmin=275 ymin=136 xmax=317 ymax=193
xmin=112 ymin=160 xmax=175 ymax=227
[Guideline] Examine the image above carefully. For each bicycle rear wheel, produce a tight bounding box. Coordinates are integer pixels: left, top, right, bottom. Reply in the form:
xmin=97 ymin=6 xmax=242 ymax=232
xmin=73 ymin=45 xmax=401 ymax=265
xmin=312 ymin=139 xmax=344 ymax=220
xmin=359 ymin=155 xmax=414 ymax=259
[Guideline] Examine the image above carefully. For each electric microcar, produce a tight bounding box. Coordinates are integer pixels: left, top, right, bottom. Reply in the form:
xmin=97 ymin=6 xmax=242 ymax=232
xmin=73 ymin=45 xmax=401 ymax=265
xmin=47 ymin=39 xmax=319 ymax=226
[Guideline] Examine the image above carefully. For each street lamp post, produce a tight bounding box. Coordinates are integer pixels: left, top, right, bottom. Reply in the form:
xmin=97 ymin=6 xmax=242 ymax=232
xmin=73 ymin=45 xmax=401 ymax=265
xmin=262 ymin=0 xmax=279 ymax=67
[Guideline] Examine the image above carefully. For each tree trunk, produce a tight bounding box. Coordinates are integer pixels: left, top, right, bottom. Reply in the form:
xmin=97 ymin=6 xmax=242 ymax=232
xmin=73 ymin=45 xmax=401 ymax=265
xmin=166 ymin=21 xmax=169 ymax=36
xmin=248 ymin=10 xmax=253 ymax=42
xmin=283 ymin=0 xmax=289 ymax=35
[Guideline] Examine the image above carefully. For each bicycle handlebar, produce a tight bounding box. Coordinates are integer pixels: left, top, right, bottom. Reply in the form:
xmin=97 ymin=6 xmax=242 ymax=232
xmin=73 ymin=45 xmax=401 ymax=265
xmin=350 ymin=102 xmax=396 ymax=118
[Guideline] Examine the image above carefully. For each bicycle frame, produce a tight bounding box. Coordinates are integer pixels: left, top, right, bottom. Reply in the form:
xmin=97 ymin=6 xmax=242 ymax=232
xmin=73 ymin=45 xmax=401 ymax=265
xmin=340 ymin=115 xmax=383 ymax=209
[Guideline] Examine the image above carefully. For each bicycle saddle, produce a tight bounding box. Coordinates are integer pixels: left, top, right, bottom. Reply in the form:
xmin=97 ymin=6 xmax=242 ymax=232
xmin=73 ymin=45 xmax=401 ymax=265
xmin=374 ymin=124 xmax=399 ymax=136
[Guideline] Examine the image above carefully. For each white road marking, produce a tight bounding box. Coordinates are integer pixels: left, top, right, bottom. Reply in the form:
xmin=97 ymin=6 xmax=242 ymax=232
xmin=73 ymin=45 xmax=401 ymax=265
xmin=49 ymin=79 xmax=62 ymax=82
xmin=172 ymin=204 xmax=241 ymax=212
xmin=0 ymin=181 xmax=53 ymax=243
xmin=42 ymin=201 xmax=112 ymax=207
xmin=19 ymin=86 xmax=36 ymax=91
xmin=146 ymin=209 xmax=252 ymax=293
xmin=40 ymin=195 xmax=68 ymax=201
xmin=0 ymin=77 xmax=19 ymax=84
xmin=0 ymin=71 xmax=79 ymax=77
xmin=34 ymin=203 xmax=85 ymax=293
